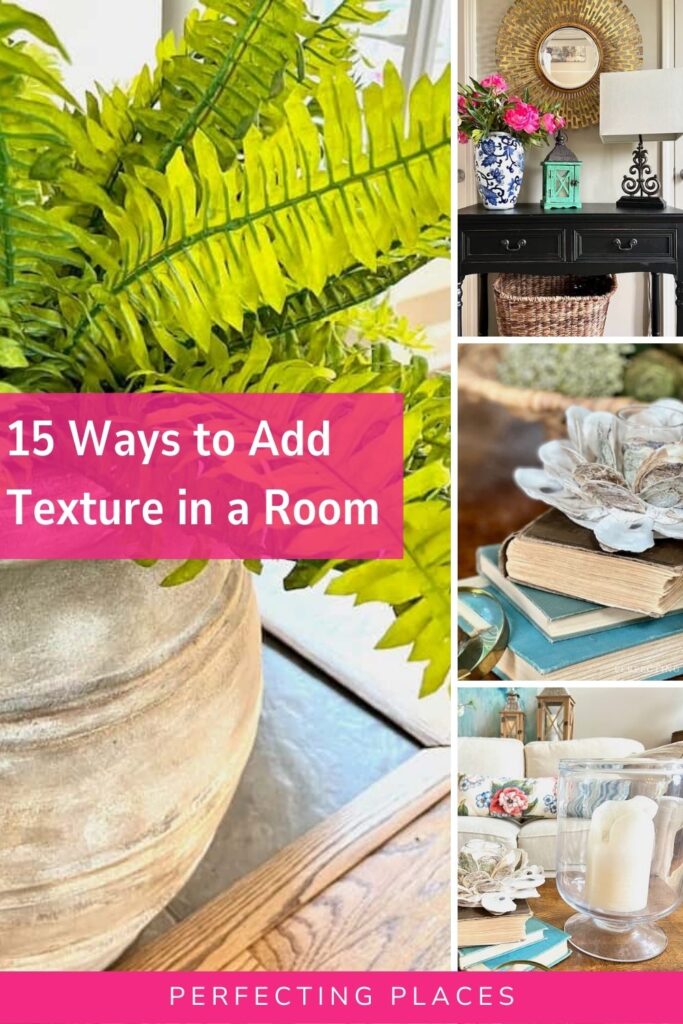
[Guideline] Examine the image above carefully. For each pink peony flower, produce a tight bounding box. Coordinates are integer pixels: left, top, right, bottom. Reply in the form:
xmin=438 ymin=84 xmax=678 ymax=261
xmin=458 ymin=95 xmax=468 ymax=114
xmin=480 ymin=73 xmax=509 ymax=95
xmin=504 ymin=100 xmax=540 ymax=134
xmin=458 ymin=130 xmax=469 ymax=144
xmin=491 ymin=786 xmax=529 ymax=818
xmin=540 ymin=112 xmax=567 ymax=134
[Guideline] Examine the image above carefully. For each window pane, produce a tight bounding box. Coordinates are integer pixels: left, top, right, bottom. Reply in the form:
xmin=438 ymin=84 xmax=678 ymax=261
xmin=433 ymin=0 xmax=450 ymax=77
xmin=308 ymin=0 xmax=410 ymax=80
xmin=356 ymin=38 xmax=406 ymax=82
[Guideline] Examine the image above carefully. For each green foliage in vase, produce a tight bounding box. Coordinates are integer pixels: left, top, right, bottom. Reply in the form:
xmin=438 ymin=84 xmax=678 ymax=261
xmin=0 ymin=1 xmax=451 ymax=694
xmin=497 ymin=343 xmax=634 ymax=398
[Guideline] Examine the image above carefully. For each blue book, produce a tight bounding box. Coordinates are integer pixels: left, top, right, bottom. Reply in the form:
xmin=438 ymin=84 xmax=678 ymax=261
xmin=477 ymin=545 xmax=649 ymax=641
xmin=458 ymin=576 xmax=683 ymax=680
xmin=464 ymin=919 xmax=571 ymax=972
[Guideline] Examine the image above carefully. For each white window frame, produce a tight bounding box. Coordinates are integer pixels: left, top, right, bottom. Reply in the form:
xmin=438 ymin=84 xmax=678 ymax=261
xmin=400 ymin=0 xmax=447 ymax=85
xmin=164 ymin=1 xmax=448 ymax=84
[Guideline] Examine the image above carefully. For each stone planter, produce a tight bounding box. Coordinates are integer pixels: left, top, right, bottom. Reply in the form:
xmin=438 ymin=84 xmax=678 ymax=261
xmin=0 ymin=559 xmax=262 ymax=970
xmin=474 ymin=132 xmax=525 ymax=210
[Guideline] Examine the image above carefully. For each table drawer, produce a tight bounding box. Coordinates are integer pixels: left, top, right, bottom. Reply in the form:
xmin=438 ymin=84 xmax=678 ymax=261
xmin=573 ymin=227 xmax=677 ymax=263
xmin=461 ymin=228 xmax=566 ymax=263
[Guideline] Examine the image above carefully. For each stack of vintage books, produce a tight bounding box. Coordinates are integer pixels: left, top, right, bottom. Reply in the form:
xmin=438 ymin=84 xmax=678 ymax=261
xmin=459 ymin=509 xmax=683 ymax=681
xmin=458 ymin=902 xmax=571 ymax=971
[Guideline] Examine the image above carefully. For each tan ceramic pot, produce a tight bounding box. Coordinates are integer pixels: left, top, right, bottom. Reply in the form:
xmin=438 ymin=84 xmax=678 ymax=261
xmin=0 ymin=559 xmax=262 ymax=970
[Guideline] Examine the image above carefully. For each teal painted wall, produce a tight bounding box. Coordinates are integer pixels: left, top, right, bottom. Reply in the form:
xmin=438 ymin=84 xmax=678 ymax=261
xmin=458 ymin=687 xmax=540 ymax=745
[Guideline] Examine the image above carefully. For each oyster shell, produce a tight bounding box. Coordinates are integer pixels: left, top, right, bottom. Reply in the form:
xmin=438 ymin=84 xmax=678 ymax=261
xmin=515 ymin=400 xmax=683 ymax=553
xmin=458 ymin=840 xmax=545 ymax=910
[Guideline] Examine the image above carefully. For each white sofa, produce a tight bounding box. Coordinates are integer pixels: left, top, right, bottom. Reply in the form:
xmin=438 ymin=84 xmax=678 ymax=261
xmin=458 ymin=736 xmax=645 ymax=873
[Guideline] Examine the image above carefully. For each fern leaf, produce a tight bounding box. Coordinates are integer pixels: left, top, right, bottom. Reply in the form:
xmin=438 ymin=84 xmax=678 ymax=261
xmin=328 ymin=501 xmax=451 ymax=695
xmin=252 ymin=255 xmax=428 ymax=341
xmin=141 ymin=0 xmax=307 ymax=172
xmin=302 ymin=0 xmax=386 ymax=80
xmin=68 ymin=64 xmax=450 ymax=367
xmin=0 ymin=15 xmax=78 ymax=375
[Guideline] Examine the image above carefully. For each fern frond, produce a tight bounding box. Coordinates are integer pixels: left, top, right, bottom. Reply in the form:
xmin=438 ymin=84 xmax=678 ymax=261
xmin=0 ymin=11 xmax=79 ymax=374
xmin=327 ymin=500 xmax=450 ymax=696
xmin=252 ymin=255 xmax=428 ymax=341
xmin=141 ymin=0 xmax=307 ymax=172
xmin=284 ymin=355 xmax=451 ymax=696
xmin=67 ymin=64 xmax=450 ymax=367
xmin=302 ymin=0 xmax=386 ymax=80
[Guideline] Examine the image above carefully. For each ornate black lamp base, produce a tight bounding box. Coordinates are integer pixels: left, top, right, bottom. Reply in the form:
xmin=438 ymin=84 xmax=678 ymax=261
xmin=617 ymin=196 xmax=666 ymax=209
xmin=617 ymin=135 xmax=665 ymax=209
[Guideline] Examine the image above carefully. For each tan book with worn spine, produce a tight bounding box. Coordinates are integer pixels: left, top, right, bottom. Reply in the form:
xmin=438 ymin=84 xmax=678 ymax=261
xmin=502 ymin=510 xmax=683 ymax=617
xmin=458 ymin=901 xmax=532 ymax=947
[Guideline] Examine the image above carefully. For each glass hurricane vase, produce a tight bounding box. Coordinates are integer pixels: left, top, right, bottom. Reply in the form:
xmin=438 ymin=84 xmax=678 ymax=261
xmin=556 ymin=758 xmax=683 ymax=963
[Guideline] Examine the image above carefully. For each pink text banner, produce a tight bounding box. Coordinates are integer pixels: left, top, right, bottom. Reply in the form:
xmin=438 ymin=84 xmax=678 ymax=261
xmin=0 ymin=972 xmax=681 ymax=1024
xmin=0 ymin=393 xmax=403 ymax=560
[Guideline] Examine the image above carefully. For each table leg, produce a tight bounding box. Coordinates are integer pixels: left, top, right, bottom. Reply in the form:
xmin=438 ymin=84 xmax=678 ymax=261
xmin=458 ymin=274 xmax=464 ymax=337
xmin=478 ymin=273 xmax=489 ymax=337
xmin=651 ymin=273 xmax=662 ymax=337
xmin=677 ymin=276 xmax=683 ymax=338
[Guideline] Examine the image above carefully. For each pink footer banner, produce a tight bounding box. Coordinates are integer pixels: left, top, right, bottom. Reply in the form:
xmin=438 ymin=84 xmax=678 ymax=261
xmin=0 ymin=972 xmax=680 ymax=1024
xmin=0 ymin=393 xmax=403 ymax=559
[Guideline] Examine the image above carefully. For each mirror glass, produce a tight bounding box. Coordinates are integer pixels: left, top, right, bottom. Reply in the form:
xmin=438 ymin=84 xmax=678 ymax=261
xmin=538 ymin=26 xmax=601 ymax=89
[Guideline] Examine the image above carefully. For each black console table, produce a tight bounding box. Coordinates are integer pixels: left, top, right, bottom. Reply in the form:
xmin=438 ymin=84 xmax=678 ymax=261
xmin=458 ymin=203 xmax=683 ymax=337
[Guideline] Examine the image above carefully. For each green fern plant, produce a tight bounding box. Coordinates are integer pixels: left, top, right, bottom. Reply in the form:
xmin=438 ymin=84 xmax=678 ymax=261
xmin=0 ymin=0 xmax=451 ymax=695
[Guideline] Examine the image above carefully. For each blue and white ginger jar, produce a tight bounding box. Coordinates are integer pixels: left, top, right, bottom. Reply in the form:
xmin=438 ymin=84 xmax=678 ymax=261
xmin=474 ymin=132 xmax=525 ymax=210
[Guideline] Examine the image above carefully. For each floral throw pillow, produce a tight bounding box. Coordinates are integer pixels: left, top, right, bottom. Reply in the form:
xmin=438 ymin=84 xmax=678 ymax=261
xmin=457 ymin=774 xmax=492 ymax=816
xmin=490 ymin=777 xmax=557 ymax=820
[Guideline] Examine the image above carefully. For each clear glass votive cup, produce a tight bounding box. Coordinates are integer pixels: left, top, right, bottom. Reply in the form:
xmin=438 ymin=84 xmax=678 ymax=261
xmin=616 ymin=404 xmax=683 ymax=485
xmin=556 ymin=757 xmax=683 ymax=963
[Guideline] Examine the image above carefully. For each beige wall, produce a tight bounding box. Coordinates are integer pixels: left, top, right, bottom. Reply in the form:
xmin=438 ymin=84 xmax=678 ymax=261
xmin=464 ymin=0 xmax=666 ymax=337
xmin=571 ymin=688 xmax=683 ymax=749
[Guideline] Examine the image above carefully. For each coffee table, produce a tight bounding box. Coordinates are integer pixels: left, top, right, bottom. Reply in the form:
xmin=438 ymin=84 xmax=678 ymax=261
xmin=537 ymin=880 xmax=683 ymax=972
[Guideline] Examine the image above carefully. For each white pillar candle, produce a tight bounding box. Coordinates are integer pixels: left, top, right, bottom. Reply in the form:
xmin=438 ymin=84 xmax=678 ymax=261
xmin=584 ymin=796 xmax=658 ymax=914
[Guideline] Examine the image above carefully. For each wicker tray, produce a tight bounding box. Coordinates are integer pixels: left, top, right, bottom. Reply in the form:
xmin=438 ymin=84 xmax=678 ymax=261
xmin=458 ymin=343 xmax=633 ymax=437
xmin=493 ymin=274 xmax=617 ymax=337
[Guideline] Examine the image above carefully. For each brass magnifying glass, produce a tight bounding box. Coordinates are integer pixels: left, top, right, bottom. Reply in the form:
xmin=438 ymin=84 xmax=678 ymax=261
xmin=458 ymin=587 xmax=509 ymax=681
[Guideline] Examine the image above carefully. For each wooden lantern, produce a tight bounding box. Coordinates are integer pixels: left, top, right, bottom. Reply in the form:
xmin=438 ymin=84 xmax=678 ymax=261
xmin=537 ymin=688 xmax=575 ymax=742
xmin=542 ymin=131 xmax=582 ymax=211
xmin=500 ymin=688 xmax=525 ymax=742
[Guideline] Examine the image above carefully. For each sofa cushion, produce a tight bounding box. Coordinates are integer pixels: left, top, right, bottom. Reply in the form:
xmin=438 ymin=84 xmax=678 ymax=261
xmin=525 ymin=737 xmax=644 ymax=777
xmin=490 ymin=777 xmax=557 ymax=820
xmin=457 ymin=774 xmax=493 ymax=816
xmin=519 ymin=817 xmax=591 ymax=875
xmin=458 ymin=737 xmax=525 ymax=778
xmin=457 ymin=814 xmax=520 ymax=852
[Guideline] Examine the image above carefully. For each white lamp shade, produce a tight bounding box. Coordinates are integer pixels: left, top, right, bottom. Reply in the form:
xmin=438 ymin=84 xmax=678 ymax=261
xmin=600 ymin=69 xmax=683 ymax=144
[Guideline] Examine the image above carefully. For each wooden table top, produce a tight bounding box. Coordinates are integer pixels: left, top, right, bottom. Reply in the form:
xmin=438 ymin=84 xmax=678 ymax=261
xmin=458 ymin=391 xmax=545 ymax=581
xmin=116 ymin=749 xmax=451 ymax=972
xmin=539 ymin=880 xmax=683 ymax=972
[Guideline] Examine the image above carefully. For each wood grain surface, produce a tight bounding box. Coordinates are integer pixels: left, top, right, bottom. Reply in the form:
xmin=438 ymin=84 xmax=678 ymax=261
xmin=222 ymin=798 xmax=450 ymax=972
xmin=117 ymin=747 xmax=451 ymax=971
xmin=535 ymin=880 xmax=683 ymax=972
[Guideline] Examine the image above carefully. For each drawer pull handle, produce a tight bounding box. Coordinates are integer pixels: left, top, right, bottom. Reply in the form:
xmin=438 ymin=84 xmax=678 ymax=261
xmin=501 ymin=238 xmax=527 ymax=252
xmin=614 ymin=237 xmax=638 ymax=251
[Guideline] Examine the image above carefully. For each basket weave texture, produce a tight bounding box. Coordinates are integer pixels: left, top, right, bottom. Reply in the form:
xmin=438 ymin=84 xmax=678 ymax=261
xmin=458 ymin=343 xmax=633 ymax=438
xmin=493 ymin=274 xmax=618 ymax=337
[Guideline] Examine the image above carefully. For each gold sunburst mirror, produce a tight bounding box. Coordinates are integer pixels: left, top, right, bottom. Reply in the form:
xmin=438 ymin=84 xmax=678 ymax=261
xmin=497 ymin=0 xmax=644 ymax=130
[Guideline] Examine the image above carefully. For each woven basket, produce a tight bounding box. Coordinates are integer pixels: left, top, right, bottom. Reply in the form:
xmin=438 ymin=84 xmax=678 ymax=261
xmin=493 ymin=274 xmax=618 ymax=337
xmin=458 ymin=343 xmax=633 ymax=438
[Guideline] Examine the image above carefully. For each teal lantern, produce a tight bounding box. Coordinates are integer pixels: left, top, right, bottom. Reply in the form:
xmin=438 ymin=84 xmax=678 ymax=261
xmin=542 ymin=131 xmax=582 ymax=210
